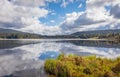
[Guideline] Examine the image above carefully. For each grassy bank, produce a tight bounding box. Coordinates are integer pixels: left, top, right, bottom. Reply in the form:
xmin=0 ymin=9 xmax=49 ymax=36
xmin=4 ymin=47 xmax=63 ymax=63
xmin=44 ymin=54 xmax=120 ymax=77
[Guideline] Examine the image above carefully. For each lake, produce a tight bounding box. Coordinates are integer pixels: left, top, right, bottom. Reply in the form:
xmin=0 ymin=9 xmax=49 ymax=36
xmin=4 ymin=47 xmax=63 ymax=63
xmin=0 ymin=39 xmax=120 ymax=77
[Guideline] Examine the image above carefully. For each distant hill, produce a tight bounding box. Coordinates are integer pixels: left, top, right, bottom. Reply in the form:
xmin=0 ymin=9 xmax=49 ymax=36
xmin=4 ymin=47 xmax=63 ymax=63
xmin=0 ymin=28 xmax=120 ymax=39
xmin=0 ymin=28 xmax=41 ymax=39
xmin=72 ymin=29 xmax=120 ymax=36
xmin=71 ymin=29 xmax=120 ymax=39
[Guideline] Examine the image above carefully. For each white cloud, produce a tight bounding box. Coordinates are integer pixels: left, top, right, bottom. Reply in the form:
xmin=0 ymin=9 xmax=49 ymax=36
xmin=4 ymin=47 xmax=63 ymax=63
xmin=85 ymin=0 xmax=120 ymax=29
xmin=0 ymin=0 xmax=120 ymax=35
xmin=61 ymin=0 xmax=77 ymax=8
xmin=0 ymin=0 xmax=48 ymax=24
xmin=20 ymin=18 xmax=61 ymax=35
xmin=10 ymin=0 xmax=45 ymax=7
xmin=50 ymin=20 xmax=55 ymax=23
xmin=86 ymin=0 xmax=120 ymax=7
xmin=78 ymin=3 xmax=82 ymax=8
xmin=51 ymin=12 xmax=56 ymax=15
xmin=0 ymin=0 xmax=62 ymax=35
xmin=61 ymin=0 xmax=68 ymax=8
xmin=45 ymin=0 xmax=57 ymax=3
xmin=60 ymin=0 xmax=120 ymax=34
xmin=65 ymin=12 xmax=81 ymax=24
xmin=60 ymin=11 xmax=108 ymax=34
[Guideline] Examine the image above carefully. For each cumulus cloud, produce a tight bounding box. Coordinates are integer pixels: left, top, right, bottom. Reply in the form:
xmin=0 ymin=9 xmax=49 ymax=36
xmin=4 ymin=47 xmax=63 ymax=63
xmin=60 ymin=11 xmax=108 ymax=34
xmin=60 ymin=0 xmax=120 ymax=34
xmin=9 ymin=0 xmax=45 ymax=7
xmin=110 ymin=5 xmax=120 ymax=19
xmin=86 ymin=0 xmax=120 ymax=8
xmin=0 ymin=0 xmax=120 ymax=35
xmin=0 ymin=0 xmax=62 ymax=35
xmin=0 ymin=0 xmax=47 ymax=26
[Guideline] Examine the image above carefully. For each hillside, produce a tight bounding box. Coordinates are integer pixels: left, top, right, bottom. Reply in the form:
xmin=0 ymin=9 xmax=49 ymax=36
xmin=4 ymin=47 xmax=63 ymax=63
xmin=72 ymin=29 xmax=120 ymax=36
xmin=0 ymin=28 xmax=41 ymax=39
xmin=71 ymin=29 xmax=120 ymax=39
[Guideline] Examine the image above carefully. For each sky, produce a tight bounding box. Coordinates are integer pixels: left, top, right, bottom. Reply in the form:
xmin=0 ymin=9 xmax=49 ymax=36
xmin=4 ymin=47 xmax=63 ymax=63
xmin=0 ymin=0 xmax=120 ymax=35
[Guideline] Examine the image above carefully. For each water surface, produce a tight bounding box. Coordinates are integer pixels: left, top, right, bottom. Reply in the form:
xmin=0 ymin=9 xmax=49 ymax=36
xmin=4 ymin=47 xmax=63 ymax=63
xmin=0 ymin=39 xmax=120 ymax=77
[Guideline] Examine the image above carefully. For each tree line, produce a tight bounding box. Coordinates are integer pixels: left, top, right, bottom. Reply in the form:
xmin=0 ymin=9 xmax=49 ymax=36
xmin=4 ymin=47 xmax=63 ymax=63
xmin=0 ymin=33 xmax=41 ymax=39
xmin=0 ymin=32 xmax=120 ymax=40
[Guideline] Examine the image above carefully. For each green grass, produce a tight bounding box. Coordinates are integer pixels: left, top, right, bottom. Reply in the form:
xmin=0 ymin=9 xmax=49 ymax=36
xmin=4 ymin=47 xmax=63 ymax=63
xmin=44 ymin=54 xmax=120 ymax=77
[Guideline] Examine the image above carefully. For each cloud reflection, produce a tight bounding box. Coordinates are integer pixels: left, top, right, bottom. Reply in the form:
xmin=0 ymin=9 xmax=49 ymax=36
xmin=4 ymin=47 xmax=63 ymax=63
xmin=0 ymin=42 xmax=120 ymax=76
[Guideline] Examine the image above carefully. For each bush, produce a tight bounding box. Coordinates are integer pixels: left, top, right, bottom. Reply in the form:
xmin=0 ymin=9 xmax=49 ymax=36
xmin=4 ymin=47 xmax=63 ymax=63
xmin=44 ymin=54 xmax=120 ymax=77
xmin=44 ymin=59 xmax=58 ymax=75
xmin=104 ymin=71 xmax=116 ymax=77
xmin=112 ymin=62 xmax=120 ymax=74
xmin=83 ymin=68 xmax=92 ymax=74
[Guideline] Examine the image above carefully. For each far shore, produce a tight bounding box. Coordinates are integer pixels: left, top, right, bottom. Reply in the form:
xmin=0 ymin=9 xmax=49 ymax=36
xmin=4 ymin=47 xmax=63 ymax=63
xmin=0 ymin=38 xmax=108 ymax=41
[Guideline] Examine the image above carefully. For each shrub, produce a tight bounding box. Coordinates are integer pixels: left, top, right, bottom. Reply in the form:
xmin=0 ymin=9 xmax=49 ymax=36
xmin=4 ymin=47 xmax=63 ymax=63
xmin=104 ymin=71 xmax=116 ymax=77
xmin=112 ymin=62 xmax=120 ymax=74
xmin=44 ymin=59 xmax=58 ymax=75
xmin=83 ymin=67 xmax=92 ymax=74
xmin=44 ymin=54 xmax=120 ymax=77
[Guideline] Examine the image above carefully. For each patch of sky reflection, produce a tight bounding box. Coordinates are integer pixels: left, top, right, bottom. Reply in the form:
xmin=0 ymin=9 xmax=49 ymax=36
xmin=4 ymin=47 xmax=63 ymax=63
xmin=39 ymin=51 xmax=60 ymax=60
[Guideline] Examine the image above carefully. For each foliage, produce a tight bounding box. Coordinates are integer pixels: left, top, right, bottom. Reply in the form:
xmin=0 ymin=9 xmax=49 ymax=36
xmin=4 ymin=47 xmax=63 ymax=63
xmin=0 ymin=33 xmax=41 ymax=39
xmin=44 ymin=54 xmax=120 ymax=77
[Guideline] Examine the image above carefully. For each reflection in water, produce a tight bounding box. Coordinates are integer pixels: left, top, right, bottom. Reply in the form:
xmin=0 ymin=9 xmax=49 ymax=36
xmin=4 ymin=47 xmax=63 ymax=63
xmin=39 ymin=51 xmax=60 ymax=60
xmin=3 ymin=69 xmax=45 ymax=77
xmin=58 ymin=40 xmax=120 ymax=48
xmin=0 ymin=40 xmax=41 ymax=49
xmin=0 ymin=40 xmax=120 ymax=77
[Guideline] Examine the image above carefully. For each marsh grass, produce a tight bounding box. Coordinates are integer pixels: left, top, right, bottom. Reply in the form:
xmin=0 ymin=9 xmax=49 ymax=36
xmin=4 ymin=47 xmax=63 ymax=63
xmin=44 ymin=54 xmax=120 ymax=77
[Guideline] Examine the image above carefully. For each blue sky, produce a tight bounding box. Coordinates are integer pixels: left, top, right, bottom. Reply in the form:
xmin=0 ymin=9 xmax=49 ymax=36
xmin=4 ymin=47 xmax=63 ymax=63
xmin=40 ymin=0 xmax=86 ymax=26
xmin=0 ymin=0 xmax=120 ymax=35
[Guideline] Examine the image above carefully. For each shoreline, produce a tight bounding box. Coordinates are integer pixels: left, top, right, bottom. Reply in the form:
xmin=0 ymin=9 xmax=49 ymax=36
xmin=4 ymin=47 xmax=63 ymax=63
xmin=0 ymin=38 xmax=108 ymax=41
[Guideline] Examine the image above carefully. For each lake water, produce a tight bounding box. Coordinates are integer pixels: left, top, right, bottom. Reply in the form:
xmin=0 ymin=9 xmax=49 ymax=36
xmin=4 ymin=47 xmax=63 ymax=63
xmin=0 ymin=39 xmax=120 ymax=77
